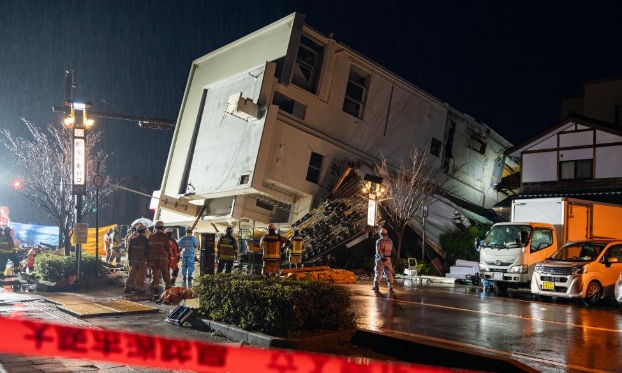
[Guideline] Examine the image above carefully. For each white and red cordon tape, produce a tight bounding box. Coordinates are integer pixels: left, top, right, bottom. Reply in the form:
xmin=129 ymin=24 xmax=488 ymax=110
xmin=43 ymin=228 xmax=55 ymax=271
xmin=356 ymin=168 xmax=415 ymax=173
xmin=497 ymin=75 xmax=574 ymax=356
xmin=0 ymin=316 xmax=472 ymax=373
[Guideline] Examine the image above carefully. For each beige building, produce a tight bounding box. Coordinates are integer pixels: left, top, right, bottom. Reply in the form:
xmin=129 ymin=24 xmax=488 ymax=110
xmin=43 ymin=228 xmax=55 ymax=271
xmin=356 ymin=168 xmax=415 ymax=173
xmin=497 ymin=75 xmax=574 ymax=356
xmin=153 ymin=13 xmax=515 ymax=253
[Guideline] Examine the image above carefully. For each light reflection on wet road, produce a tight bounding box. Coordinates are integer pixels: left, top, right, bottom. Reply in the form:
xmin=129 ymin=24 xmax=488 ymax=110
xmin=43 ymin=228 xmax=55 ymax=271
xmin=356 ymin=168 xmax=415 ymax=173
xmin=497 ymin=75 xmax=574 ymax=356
xmin=346 ymin=279 xmax=622 ymax=373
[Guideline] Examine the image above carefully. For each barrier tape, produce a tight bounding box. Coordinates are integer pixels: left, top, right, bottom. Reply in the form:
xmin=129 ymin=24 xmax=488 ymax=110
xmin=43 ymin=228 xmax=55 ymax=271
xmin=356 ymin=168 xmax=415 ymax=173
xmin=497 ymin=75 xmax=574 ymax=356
xmin=0 ymin=315 xmax=472 ymax=373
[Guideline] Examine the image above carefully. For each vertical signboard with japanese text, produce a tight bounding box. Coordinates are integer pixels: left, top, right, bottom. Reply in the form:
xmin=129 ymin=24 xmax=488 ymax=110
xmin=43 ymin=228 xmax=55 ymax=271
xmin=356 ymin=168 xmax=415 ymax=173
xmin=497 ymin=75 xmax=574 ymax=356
xmin=72 ymin=127 xmax=86 ymax=195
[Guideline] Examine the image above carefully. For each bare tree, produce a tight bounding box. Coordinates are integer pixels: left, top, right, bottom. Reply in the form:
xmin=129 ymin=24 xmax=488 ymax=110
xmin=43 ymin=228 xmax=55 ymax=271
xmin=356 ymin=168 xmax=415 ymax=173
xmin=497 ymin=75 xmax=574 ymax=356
xmin=0 ymin=119 xmax=117 ymax=254
xmin=376 ymin=147 xmax=449 ymax=259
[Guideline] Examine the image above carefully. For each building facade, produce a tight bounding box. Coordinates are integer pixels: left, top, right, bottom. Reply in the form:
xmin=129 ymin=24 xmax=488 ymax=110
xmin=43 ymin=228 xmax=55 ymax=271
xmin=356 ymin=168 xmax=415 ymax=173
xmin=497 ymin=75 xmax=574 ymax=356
xmin=154 ymin=13 xmax=514 ymax=252
xmin=506 ymin=113 xmax=622 ymax=199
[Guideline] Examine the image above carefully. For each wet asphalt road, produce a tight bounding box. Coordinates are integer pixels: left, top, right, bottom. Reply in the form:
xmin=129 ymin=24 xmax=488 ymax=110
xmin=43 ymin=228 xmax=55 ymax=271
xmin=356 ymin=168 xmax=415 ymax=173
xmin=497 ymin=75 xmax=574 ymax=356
xmin=349 ymin=277 xmax=622 ymax=373
xmin=1 ymin=275 xmax=622 ymax=372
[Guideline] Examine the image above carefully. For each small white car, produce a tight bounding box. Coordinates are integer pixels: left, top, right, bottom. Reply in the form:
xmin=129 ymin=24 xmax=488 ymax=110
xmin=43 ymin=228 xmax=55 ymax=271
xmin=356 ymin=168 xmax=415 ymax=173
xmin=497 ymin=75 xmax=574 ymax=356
xmin=531 ymin=239 xmax=622 ymax=306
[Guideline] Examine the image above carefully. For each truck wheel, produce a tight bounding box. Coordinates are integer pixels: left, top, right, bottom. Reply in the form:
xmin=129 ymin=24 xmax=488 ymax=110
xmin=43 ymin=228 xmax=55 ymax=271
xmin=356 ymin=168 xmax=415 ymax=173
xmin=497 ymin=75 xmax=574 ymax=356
xmin=493 ymin=282 xmax=508 ymax=293
xmin=582 ymin=281 xmax=603 ymax=306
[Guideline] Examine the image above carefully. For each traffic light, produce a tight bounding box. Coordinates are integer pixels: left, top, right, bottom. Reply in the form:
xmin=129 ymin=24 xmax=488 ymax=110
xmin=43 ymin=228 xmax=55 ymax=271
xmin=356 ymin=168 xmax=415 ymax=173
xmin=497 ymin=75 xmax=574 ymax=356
xmin=91 ymin=207 xmax=97 ymax=213
xmin=11 ymin=179 xmax=23 ymax=190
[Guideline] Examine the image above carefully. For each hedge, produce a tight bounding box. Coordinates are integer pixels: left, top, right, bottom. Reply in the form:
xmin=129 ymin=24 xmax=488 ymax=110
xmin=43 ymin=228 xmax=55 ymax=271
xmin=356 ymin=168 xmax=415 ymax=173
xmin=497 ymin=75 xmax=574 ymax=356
xmin=34 ymin=253 xmax=98 ymax=283
xmin=194 ymin=273 xmax=356 ymax=338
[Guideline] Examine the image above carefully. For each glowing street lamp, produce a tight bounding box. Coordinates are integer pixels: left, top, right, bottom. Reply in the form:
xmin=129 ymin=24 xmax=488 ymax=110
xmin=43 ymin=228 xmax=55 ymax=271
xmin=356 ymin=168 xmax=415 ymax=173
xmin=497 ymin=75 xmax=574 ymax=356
xmin=63 ymin=98 xmax=93 ymax=283
xmin=362 ymin=174 xmax=385 ymax=228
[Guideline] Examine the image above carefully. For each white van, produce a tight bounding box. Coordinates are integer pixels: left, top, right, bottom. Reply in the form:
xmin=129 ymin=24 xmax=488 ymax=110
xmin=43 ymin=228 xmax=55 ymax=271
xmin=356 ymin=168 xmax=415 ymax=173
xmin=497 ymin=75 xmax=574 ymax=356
xmin=531 ymin=239 xmax=622 ymax=306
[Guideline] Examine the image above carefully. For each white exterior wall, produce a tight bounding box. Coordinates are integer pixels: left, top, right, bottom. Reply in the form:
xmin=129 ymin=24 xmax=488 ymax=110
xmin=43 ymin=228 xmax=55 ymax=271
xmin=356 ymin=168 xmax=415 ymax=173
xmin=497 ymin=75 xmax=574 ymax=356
xmin=157 ymin=13 xmax=512 ymax=231
xmin=160 ymin=15 xmax=294 ymax=200
xmin=513 ymin=121 xmax=622 ymax=185
xmin=522 ymin=153 xmax=557 ymax=182
xmin=596 ymin=146 xmax=622 ymax=178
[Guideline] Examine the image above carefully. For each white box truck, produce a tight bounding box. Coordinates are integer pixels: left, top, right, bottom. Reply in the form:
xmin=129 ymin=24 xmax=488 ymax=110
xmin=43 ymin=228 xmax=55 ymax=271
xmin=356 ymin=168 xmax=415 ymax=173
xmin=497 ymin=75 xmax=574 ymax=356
xmin=477 ymin=197 xmax=622 ymax=292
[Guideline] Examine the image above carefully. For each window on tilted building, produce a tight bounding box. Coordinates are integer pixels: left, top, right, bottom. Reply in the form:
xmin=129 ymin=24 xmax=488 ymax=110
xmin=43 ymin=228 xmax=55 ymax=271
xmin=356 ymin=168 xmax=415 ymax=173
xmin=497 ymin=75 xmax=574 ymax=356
xmin=430 ymin=138 xmax=442 ymax=157
xmin=306 ymin=152 xmax=324 ymax=184
xmin=292 ymin=35 xmax=324 ymax=94
xmin=342 ymin=65 xmax=369 ymax=118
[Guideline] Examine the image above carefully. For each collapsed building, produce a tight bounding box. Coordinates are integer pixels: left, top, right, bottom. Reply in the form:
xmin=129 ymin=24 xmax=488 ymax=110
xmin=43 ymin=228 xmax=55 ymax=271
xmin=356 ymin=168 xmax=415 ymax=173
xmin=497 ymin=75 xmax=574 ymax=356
xmin=153 ymin=13 xmax=517 ymax=270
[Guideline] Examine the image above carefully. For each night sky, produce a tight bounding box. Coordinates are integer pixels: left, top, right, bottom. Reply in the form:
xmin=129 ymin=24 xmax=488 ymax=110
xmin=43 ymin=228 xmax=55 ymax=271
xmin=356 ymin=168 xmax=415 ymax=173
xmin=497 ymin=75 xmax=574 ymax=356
xmin=1 ymin=0 xmax=622 ymax=225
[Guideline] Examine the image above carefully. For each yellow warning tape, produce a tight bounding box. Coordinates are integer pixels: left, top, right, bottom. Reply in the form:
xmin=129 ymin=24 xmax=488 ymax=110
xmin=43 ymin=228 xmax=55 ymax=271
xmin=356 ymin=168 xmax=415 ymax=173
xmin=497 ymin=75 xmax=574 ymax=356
xmin=0 ymin=315 xmax=469 ymax=372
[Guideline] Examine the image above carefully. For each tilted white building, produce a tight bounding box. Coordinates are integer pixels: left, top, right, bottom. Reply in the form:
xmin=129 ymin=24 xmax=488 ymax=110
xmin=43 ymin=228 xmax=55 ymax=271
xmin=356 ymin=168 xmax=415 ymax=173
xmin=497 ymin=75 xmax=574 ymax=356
xmin=154 ymin=13 xmax=515 ymax=255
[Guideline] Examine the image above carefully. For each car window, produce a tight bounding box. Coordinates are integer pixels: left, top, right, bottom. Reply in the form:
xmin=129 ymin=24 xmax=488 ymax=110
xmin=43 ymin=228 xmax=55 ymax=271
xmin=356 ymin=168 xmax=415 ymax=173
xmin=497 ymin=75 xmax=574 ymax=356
xmin=530 ymin=228 xmax=553 ymax=252
xmin=550 ymin=242 xmax=605 ymax=261
xmin=602 ymin=245 xmax=622 ymax=263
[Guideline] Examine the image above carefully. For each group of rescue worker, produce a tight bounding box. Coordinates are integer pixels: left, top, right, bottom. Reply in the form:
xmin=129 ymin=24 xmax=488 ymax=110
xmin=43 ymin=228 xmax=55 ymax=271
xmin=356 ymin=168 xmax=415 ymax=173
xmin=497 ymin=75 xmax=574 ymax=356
xmin=214 ymin=223 xmax=304 ymax=275
xmin=119 ymin=220 xmax=394 ymax=292
xmin=123 ymin=222 xmax=198 ymax=295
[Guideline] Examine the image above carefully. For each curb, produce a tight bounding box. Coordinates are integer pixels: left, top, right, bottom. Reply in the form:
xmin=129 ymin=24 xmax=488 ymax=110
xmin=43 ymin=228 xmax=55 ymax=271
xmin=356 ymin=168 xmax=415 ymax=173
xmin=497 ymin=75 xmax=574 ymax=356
xmin=189 ymin=317 xmax=356 ymax=350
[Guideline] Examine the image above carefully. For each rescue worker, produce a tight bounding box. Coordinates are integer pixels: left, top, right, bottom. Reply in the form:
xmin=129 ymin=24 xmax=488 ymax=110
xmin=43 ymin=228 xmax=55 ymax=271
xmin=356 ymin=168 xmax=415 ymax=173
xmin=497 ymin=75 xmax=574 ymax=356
xmin=124 ymin=223 xmax=149 ymax=294
xmin=26 ymin=246 xmax=41 ymax=273
xmin=216 ymin=226 xmax=238 ymax=273
xmin=286 ymin=229 xmax=304 ymax=269
xmin=372 ymin=227 xmax=394 ymax=292
xmin=109 ymin=225 xmax=122 ymax=266
xmin=165 ymin=228 xmax=181 ymax=285
xmin=0 ymin=227 xmax=14 ymax=276
xmin=104 ymin=228 xmax=113 ymax=263
xmin=148 ymin=220 xmax=172 ymax=294
xmin=259 ymin=223 xmax=288 ymax=276
xmin=177 ymin=226 xmax=199 ymax=281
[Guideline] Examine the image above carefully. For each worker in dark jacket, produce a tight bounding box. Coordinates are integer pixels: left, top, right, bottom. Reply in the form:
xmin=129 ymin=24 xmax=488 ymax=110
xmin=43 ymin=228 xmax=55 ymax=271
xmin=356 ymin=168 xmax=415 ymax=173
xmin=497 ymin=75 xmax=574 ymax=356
xmin=260 ymin=223 xmax=288 ymax=276
xmin=216 ymin=226 xmax=238 ymax=273
xmin=286 ymin=229 xmax=304 ymax=269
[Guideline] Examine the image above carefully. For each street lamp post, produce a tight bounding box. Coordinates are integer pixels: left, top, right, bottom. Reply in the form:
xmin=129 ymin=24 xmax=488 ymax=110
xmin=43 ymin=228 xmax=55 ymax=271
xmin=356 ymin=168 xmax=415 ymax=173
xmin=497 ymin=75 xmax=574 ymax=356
xmin=63 ymin=100 xmax=93 ymax=284
xmin=362 ymin=174 xmax=385 ymax=231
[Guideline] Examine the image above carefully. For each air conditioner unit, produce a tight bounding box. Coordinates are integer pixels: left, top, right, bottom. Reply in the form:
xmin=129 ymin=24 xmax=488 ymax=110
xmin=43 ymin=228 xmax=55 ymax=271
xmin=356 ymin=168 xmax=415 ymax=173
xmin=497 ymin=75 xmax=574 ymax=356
xmin=227 ymin=92 xmax=259 ymax=121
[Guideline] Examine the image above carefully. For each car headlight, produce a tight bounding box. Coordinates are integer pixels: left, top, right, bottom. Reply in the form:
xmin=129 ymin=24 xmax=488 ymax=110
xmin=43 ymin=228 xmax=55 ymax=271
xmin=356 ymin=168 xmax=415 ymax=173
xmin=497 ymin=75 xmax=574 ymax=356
xmin=509 ymin=264 xmax=528 ymax=274
xmin=570 ymin=264 xmax=588 ymax=275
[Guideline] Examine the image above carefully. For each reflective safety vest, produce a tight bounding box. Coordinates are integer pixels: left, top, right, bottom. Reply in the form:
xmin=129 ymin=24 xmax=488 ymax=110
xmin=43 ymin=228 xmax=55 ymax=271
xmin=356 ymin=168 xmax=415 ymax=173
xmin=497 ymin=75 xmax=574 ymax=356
xmin=289 ymin=236 xmax=304 ymax=256
xmin=0 ymin=236 xmax=11 ymax=254
xmin=376 ymin=237 xmax=393 ymax=257
xmin=111 ymin=232 xmax=122 ymax=248
xmin=218 ymin=235 xmax=236 ymax=260
xmin=262 ymin=234 xmax=282 ymax=260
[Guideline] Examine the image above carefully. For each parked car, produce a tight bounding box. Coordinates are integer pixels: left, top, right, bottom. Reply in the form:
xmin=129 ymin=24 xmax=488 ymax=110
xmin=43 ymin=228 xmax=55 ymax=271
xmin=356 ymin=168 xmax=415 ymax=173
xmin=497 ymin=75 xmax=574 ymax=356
xmin=615 ymin=271 xmax=622 ymax=306
xmin=531 ymin=239 xmax=622 ymax=306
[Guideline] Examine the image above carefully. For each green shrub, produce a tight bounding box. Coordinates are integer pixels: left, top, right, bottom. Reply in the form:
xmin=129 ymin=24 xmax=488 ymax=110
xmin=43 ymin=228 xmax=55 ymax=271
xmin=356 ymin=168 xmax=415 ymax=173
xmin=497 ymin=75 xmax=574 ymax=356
xmin=393 ymin=258 xmax=407 ymax=275
xmin=34 ymin=253 xmax=99 ymax=283
xmin=194 ymin=273 xmax=356 ymax=338
xmin=416 ymin=261 xmax=437 ymax=276
xmin=440 ymin=225 xmax=490 ymax=266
